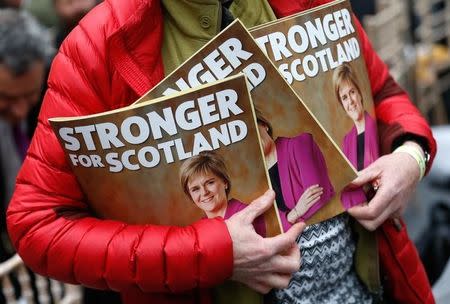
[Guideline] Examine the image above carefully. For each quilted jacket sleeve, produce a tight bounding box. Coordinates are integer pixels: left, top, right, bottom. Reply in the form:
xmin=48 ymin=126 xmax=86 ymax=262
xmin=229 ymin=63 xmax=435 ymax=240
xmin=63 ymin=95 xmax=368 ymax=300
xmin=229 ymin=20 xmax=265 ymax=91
xmin=353 ymin=18 xmax=437 ymax=171
xmin=6 ymin=8 xmax=233 ymax=294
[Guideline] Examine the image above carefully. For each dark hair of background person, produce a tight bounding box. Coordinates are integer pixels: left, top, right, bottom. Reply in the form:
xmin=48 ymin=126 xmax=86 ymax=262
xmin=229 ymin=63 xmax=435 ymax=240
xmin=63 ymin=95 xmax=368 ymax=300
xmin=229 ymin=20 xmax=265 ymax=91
xmin=0 ymin=9 xmax=51 ymax=76
xmin=0 ymin=8 xmax=54 ymax=137
xmin=53 ymin=0 xmax=100 ymax=48
xmin=0 ymin=8 xmax=52 ymax=177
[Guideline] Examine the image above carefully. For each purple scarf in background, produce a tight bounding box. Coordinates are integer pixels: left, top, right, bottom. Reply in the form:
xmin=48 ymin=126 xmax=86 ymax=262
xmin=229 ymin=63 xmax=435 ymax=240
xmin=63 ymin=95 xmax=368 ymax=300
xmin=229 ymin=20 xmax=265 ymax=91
xmin=12 ymin=124 xmax=30 ymax=160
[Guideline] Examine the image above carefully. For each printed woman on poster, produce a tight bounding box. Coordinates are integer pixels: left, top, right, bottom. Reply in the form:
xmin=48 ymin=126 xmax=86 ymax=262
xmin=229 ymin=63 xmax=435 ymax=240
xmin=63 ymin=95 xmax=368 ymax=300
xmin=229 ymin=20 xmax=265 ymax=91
xmin=333 ymin=63 xmax=380 ymax=171
xmin=179 ymin=150 xmax=266 ymax=236
xmin=333 ymin=63 xmax=380 ymax=209
xmin=256 ymin=110 xmax=335 ymax=231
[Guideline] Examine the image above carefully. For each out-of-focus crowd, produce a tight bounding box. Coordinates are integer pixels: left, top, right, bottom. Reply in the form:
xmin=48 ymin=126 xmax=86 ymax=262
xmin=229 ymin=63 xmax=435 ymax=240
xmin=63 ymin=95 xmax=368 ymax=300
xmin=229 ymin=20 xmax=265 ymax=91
xmin=0 ymin=1 xmax=119 ymax=303
xmin=0 ymin=0 xmax=99 ymax=263
xmin=358 ymin=0 xmax=450 ymax=126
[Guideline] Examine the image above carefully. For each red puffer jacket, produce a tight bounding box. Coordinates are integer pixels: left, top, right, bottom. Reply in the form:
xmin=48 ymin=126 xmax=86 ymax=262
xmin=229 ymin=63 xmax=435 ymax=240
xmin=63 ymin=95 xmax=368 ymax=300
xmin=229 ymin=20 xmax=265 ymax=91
xmin=7 ymin=0 xmax=436 ymax=303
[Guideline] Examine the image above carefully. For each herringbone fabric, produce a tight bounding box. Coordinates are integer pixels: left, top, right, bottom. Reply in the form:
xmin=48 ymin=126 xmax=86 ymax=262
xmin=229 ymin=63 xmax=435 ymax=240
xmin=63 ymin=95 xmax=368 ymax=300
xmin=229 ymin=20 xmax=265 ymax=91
xmin=271 ymin=214 xmax=372 ymax=303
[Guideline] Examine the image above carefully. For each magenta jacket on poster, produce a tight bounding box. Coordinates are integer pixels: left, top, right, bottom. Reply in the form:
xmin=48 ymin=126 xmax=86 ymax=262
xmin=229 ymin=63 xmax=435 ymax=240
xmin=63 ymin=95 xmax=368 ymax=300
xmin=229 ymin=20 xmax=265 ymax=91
xmin=224 ymin=198 xmax=266 ymax=236
xmin=276 ymin=133 xmax=335 ymax=231
xmin=340 ymin=112 xmax=380 ymax=209
xmin=343 ymin=111 xmax=380 ymax=169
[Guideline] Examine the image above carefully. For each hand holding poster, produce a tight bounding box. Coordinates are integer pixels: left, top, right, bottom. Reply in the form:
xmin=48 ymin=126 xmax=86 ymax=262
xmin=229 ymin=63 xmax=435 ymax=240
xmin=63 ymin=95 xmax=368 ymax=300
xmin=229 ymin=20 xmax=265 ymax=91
xmin=251 ymin=0 xmax=380 ymax=174
xmin=50 ymin=75 xmax=278 ymax=236
xmin=139 ymin=19 xmax=367 ymax=228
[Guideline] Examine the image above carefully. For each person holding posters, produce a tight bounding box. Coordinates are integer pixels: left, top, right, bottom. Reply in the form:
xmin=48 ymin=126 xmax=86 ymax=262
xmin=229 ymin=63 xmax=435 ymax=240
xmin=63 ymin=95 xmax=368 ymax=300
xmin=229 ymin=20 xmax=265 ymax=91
xmin=6 ymin=0 xmax=436 ymax=303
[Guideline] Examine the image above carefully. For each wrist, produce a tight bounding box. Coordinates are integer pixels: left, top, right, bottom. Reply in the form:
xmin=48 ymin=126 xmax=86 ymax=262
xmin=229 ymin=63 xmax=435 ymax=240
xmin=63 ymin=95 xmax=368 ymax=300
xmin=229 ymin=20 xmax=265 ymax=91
xmin=392 ymin=134 xmax=431 ymax=171
xmin=196 ymin=218 xmax=234 ymax=284
xmin=393 ymin=142 xmax=427 ymax=180
xmin=288 ymin=207 xmax=299 ymax=223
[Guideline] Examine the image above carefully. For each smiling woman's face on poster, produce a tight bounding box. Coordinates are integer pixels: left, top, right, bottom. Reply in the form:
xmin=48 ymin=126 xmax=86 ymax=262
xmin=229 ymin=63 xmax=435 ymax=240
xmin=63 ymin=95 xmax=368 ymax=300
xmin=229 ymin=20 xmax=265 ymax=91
xmin=338 ymin=79 xmax=364 ymax=123
xmin=180 ymin=151 xmax=233 ymax=219
xmin=186 ymin=170 xmax=229 ymax=217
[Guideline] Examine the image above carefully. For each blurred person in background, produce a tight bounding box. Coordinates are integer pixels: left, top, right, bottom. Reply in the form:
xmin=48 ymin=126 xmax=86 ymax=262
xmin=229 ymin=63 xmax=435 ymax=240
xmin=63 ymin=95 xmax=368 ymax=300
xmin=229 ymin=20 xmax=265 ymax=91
xmin=25 ymin=0 xmax=98 ymax=140
xmin=24 ymin=0 xmax=58 ymax=29
xmin=53 ymin=0 xmax=99 ymax=48
xmin=0 ymin=8 xmax=52 ymax=261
